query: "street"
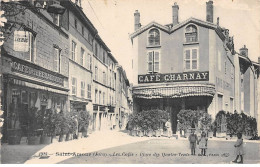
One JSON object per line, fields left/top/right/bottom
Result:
{"left": 1, "top": 130, "right": 260, "bottom": 164}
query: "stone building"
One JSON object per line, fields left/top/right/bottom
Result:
{"left": 116, "top": 65, "right": 133, "bottom": 130}
{"left": 130, "top": 1, "right": 260, "bottom": 134}
{"left": 1, "top": 0, "right": 70, "bottom": 142}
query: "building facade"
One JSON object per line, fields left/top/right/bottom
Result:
{"left": 1, "top": 0, "right": 70, "bottom": 142}
{"left": 59, "top": 0, "right": 95, "bottom": 131}
{"left": 130, "top": 1, "right": 260, "bottom": 134}
{"left": 116, "top": 65, "right": 133, "bottom": 130}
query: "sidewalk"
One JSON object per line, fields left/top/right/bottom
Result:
{"left": 25, "top": 130, "right": 151, "bottom": 164}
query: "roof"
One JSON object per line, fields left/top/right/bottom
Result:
{"left": 108, "top": 52, "right": 118, "bottom": 63}
{"left": 130, "top": 17, "right": 221, "bottom": 40}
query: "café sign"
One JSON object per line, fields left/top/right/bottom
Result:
{"left": 138, "top": 71, "right": 209, "bottom": 84}
{"left": 11, "top": 61, "right": 64, "bottom": 86}
{"left": 14, "top": 31, "right": 29, "bottom": 52}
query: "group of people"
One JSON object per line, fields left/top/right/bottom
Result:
{"left": 188, "top": 129, "right": 244, "bottom": 163}
{"left": 165, "top": 120, "right": 245, "bottom": 163}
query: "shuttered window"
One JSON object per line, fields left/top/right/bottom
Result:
{"left": 147, "top": 51, "right": 160, "bottom": 73}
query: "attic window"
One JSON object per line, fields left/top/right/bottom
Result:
{"left": 185, "top": 25, "right": 198, "bottom": 43}
{"left": 148, "top": 28, "right": 160, "bottom": 46}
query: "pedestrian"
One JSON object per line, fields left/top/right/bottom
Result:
{"left": 232, "top": 132, "right": 244, "bottom": 163}
{"left": 188, "top": 128, "right": 198, "bottom": 155}
{"left": 165, "top": 119, "right": 172, "bottom": 138}
{"left": 198, "top": 131, "right": 208, "bottom": 156}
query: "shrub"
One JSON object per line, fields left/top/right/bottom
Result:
{"left": 78, "top": 111, "right": 91, "bottom": 132}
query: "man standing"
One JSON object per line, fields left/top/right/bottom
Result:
{"left": 189, "top": 128, "right": 198, "bottom": 155}
{"left": 165, "top": 119, "right": 172, "bottom": 138}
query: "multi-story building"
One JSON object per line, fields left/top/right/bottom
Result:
{"left": 59, "top": 0, "right": 95, "bottom": 115}
{"left": 116, "top": 65, "right": 132, "bottom": 129}
{"left": 92, "top": 35, "right": 117, "bottom": 131}
{"left": 1, "top": 1, "right": 69, "bottom": 142}
{"left": 130, "top": 1, "right": 260, "bottom": 134}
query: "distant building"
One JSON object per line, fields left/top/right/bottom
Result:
{"left": 130, "top": 1, "right": 260, "bottom": 134}
{"left": 116, "top": 65, "right": 133, "bottom": 130}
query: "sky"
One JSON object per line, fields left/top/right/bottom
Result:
{"left": 80, "top": 0, "right": 260, "bottom": 83}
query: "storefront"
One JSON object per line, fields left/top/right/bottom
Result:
{"left": 133, "top": 75, "right": 216, "bottom": 134}
{"left": 1, "top": 54, "right": 69, "bottom": 143}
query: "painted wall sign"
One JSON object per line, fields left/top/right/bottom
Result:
{"left": 138, "top": 71, "right": 209, "bottom": 83}
{"left": 13, "top": 31, "right": 29, "bottom": 52}
{"left": 11, "top": 61, "right": 64, "bottom": 86}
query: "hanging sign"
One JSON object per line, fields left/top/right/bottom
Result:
{"left": 13, "top": 31, "right": 29, "bottom": 52}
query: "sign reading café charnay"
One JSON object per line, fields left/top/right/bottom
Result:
{"left": 138, "top": 71, "right": 209, "bottom": 83}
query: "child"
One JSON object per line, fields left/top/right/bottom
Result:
{"left": 198, "top": 131, "right": 208, "bottom": 156}
{"left": 232, "top": 133, "right": 244, "bottom": 163}
{"left": 188, "top": 129, "right": 198, "bottom": 155}
{"left": 165, "top": 119, "right": 172, "bottom": 138}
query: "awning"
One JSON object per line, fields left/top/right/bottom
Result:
{"left": 11, "top": 78, "right": 68, "bottom": 95}
{"left": 133, "top": 84, "right": 215, "bottom": 99}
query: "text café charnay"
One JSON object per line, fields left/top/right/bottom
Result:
{"left": 138, "top": 71, "right": 209, "bottom": 84}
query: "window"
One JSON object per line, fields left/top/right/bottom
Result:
{"left": 94, "top": 43, "right": 98, "bottom": 56}
{"left": 218, "top": 51, "right": 221, "bottom": 71}
{"left": 81, "top": 81, "right": 85, "bottom": 97}
{"left": 87, "top": 84, "right": 91, "bottom": 99}
{"left": 103, "top": 51, "right": 106, "bottom": 63}
{"left": 72, "top": 77, "right": 77, "bottom": 95}
{"left": 82, "top": 26, "right": 84, "bottom": 36}
{"left": 103, "top": 92, "right": 105, "bottom": 104}
{"left": 185, "top": 25, "right": 198, "bottom": 42}
{"left": 53, "top": 47, "right": 60, "bottom": 72}
{"left": 95, "top": 89, "right": 98, "bottom": 103}
{"left": 95, "top": 66, "right": 98, "bottom": 80}
{"left": 148, "top": 28, "right": 160, "bottom": 46}
{"left": 74, "top": 19, "right": 77, "bottom": 29}
{"left": 230, "top": 98, "right": 234, "bottom": 113}
{"left": 147, "top": 51, "right": 160, "bottom": 73}
{"left": 53, "top": 14, "right": 60, "bottom": 26}
{"left": 71, "top": 41, "right": 77, "bottom": 61}
{"left": 217, "top": 94, "right": 223, "bottom": 112}
{"left": 99, "top": 91, "right": 101, "bottom": 104}
{"left": 103, "top": 72, "right": 106, "bottom": 85}
{"left": 184, "top": 48, "right": 198, "bottom": 70}
{"left": 80, "top": 48, "right": 84, "bottom": 66}
{"left": 89, "top": 54, "right": 92, "bottom": 70}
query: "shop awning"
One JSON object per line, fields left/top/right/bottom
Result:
{"left": 133, "top": 84, "right": 215, "bottom": 99}
{"left": 11, "top": 78, "right": 68, "bottom": 95}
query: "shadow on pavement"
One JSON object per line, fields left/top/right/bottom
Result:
{"left": 1, "top": 143, "right": 48, "bottom": 164}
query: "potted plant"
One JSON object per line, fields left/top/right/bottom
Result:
{"left": 7, "top": 100, "right": 24, "bottom": 145}
{"left": 66, "top": 113, "right": 77, "bottom": 141}
{"left": 56, "top": 112, "right": 68, "bottom": 142}
{"left": 27, "top": 107, "right": 41, "bottom": 145}
{"left": 40, "top": 109, "right": 55, "bottom": 144}
{"left": 78, "top": 111, "right": 90, "bottom": 138}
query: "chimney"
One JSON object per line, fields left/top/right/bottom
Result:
{"left": 134, "top": 10, "right": 141, "bottom": 31}
{"left": 172, "top": 2, "right": 179, "bottom": 26}
{"left": 258, "top": 57, "right": 260, "bottom": 63}
{"left": 217, "top": 17, "right": 219, "bottom": 26}
{"left": 239, "top": 45, "right": 248, "bottom": 57}
{"left": 206, "top": 0, "right": 214, "bottom": 23}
